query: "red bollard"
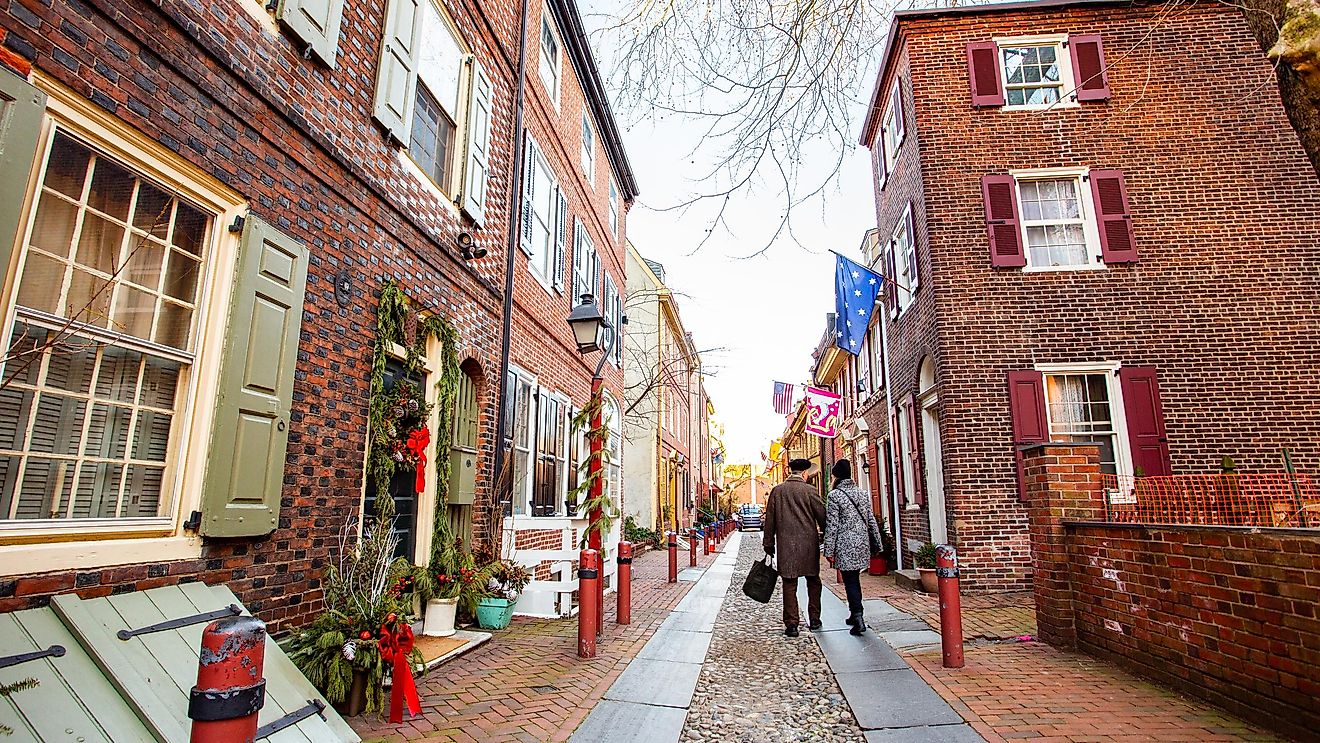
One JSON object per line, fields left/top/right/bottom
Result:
{"left": 667, "top": 532, "right": 678, "bottom": 583}
{"left": 703, "top": 528, "right": 711, "bottom": 555}
{"left": 689, "top": 530, "right": 698, "bottom": 567}
{"left": 617, "top": 541, "right": 632, "bottom": 625}
{"left": 578, "top": 549, "right": 600, "bottom": 658}
{"left": 189, "top": 615, "right": 267, "bottom": 743}
{"left": 936, "top": 544, "right": 965, "bottom": 669}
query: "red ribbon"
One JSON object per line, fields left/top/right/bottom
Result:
{"left": 379, "top": 622, "right": 421, "bottom": 723}
{"left": 406, "top": 427, "right": 430, "bottom": 494}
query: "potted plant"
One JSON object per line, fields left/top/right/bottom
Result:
{"left": 287, "top": 511, "right": 421, "bottom": 718}
{"left": 477, "top": 559, "right": 532, "bottom": 630}
{"left": 914, "top": 542, "right": 939, "bottom": 593}
{"left": 869, "top": 518, "right": 895, "bottom": 576}
{"left": 421, "top": 517, "right": 493, "bottom": 636}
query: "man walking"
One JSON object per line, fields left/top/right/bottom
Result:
{"left": 762, "top": 458, "right": 826, "bottom": 637}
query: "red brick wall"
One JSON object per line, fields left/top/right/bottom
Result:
{"left": 870, "top": 3, "right": 1320, "bottom": 590}
{"left": 1025, "top": 444, "right": 1320, "bottom": 741}
{"left": 0, "top": 0, "right": 616, "bottom": 631}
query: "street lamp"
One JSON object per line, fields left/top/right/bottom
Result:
{"left": 566, "top": 293, "right": 614, "bottom": 636}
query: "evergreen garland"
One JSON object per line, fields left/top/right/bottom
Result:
{"left": 570, "top": 388, "right": 620, "bottom": 549}
{"left": 0, "top": 678, "right": 37, "bottom": 736}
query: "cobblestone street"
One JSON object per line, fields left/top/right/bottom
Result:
{"left": 682, "top": 541, "right": 863, "bottom": 743}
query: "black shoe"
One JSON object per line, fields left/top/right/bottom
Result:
{"left": 845, "top": 614, "right": 858, "bottom": 627}
{"left": 850, "top": 617, "right": 867, "bottom": 636}
{"left": 808, "top": 620, "right": 823, "bottom": 631}
{"left": 785, "top": 625, "right": 800, "bottom": 637}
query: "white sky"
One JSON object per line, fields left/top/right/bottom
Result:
{"left": 582, "top": 3, "right": 881, "bottom": 463}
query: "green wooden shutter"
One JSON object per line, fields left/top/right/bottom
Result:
{"left": 460, "top": 57, "right": 492, "bottom": 226}
{"left": 372, "top": 0, "right": 422, "bottom": 142}
{"left": 0, "top": 70, "right": 47, "bottom": 286}
{"left": 277, "top": 0, "right": 345, "bottom": 67}
{"left": 200, "top": 217, "right": 308, "bottom": 537}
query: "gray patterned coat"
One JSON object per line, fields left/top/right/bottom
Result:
{"left": 823, "top": 479, "right": 884, "bottom": 572}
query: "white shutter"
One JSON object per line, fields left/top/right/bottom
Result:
{"left": 277, "top": 0, "right": 345, "bottom": 66}
{"left": 520, "top": 137, "right": 537, "bottom": 255}
{"left": 571, "top": 219, "right": 584, "bottom": 299}
{"left": 891, "top": 80, "right": 905, "bottom": 144}
{"left": 372, "top": 0, "right": 422, "bottom": 142}
{"left": 461, "top": 58, "right": 493, "bottom": 226}
{"left": 553, "top": 188, "right": 567, "bottom": 290}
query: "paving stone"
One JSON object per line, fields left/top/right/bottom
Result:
{"left": 638, "top": 628, "right": 713, "bottom": 664}
{"left": 604, "top": 658, "right": 703, "bottom": 708}
{"left": 865, "top": 617, "right": 932, "bottom": 634}
{"left": 879, "top": 630, "right": 942, "bottom": 649}
{"left": 862, "top": 724, "right": 987, "bottom": 743}
{"left": 834, "top": 669, "right": 962, "bottom": 730}
{"left": 814, "top": 629, "right": 909, "bottom": 673}
{"left": 570, "top": 700, "right": 687, "bottom": 743}
{"left": 678, "top": 568, "right": 705, "bottom": 582}
{"left": 659, "top": 609, "right": 719, "bottom": 633}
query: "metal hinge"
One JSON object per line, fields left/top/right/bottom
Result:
{"left": 118, "top": 605, "right": 242, "bottom": 640}
{"left": 0, "top": 645, "right": 65, "bottom": 670}
{"left": 256, "top": 699, "right": 326, "bottom": 739}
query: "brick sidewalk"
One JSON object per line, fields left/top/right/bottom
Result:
{"left": 906, "top": 643, "right": 1285, "bottom": 743}
{"left": 351, "top": 541, "right": 721, "bottom": 742}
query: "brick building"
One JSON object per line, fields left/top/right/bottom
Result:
{"left": 851, "top": 0, "right": 1320, "bottom": 589}
{"left": 501, "top": 0, "right": 637, "bottom": 617}
{"left": 0, "top": 0, "right": 633, "bottom": 626}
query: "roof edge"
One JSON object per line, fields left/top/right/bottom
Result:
{"left": 549, "top": 0, "right": 641, "bottom": 201}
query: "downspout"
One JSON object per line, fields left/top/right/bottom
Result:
{"left": 493, "top": 0, "right": 530, "bottom": 527}
{"left": 879, "top": 307, "right": 903, "bottom": 571}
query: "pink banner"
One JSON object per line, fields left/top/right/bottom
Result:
{"left": 804, "top": 386, "right": 842, "bottom": 438}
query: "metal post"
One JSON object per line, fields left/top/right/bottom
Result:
{"left": 667, "top": 532, "right": 678, "bottom": 583}
{"left": 703, "top": 527, "right": 711, "bottom": 555}
{"left": 689, "top": 528, "right": 697, "bottom": 567}
{"left": 588, "top": 376, "right": 606, "bottom": 638}
{"left": 617, "top": 542, "right": 632, "bottom": 625}
{"left": 189, "top": 616, "right": 266, "bottom": 743}
{"left": 936, "top": 544, "right": 964, "bottom": 668}
{"left": 578, "top": 549, "right": 600, "bottom": 658}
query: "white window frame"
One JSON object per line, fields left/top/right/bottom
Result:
{"left": 881, "top": 80, "right": 905, "bottom": 181}
{"left": 897, "top": 401, "right": 916, "bottom": 509}
{"left": 580, "top": 114, "right": 596, "bottom": 185}
{"left": 399, "top": 0, "right": 471, "bottom": 202}
{"left": 1034, "top": 361, "right": 1134, "bottom": 478}
{"left": 890, "top": 202, "right": 916, "bottom": 317}
{"left": 608, "top": 179, "right": 619, "bottom": 239}
{"left": 993, "top": 34, "right": 1079, "bottom": 111}
{"left": 526, "top": 144, "right": 557, "bottom": 290}
{"left": 0, "top": 74, "right": 245, "bottom": 570}
{"left": 505, "top": 365, "right": 537, "bottom": 516}
{"left": 538, "top": 10, "right": 561, "bottom": 107}
{"left": 538, "top": 389, "right": 570, "bottom": 517}
{"left": 1010, "top": 167, "right": 1103, "bottom": 273}
{"left": 573, "top": 220, "right": 598, "bottom": 302}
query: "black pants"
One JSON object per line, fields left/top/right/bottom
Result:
{"left": 841, "top": 569, "right": 863, "bottom": 617}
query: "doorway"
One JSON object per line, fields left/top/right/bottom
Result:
{"left": 365, "top": 358, "right": 424, "bottom": 562}
{"left": 920, "top": 397, "right": 947, "bottom": 545}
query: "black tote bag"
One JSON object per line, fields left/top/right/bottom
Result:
{"left": 742, "top": 557, "right": 779, "bottom": 603}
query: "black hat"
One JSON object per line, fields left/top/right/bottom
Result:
{"left": 788, "top": 458, "right": 813, "bottom": 472}
{"left": 831, "top": 459, "right": 852, "bottom": 480}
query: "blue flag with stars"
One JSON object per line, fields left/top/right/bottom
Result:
{"left": 834, "top": 253, "right": 883, "bottom": 355}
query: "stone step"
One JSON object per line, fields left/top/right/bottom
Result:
{"left": 893, "top": 569, "right": 924, "bottom": 593}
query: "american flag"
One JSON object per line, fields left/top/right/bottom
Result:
{"left": 772, "top": 381, "right": 794, "bottom": 415}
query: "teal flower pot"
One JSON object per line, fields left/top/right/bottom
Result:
{"left": 476, "top": 597, "right": 516, "bottom": 629}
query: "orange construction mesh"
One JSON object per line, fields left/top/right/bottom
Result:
{"left": 1101, "top": 473, "right": 1320, "bottom": 528}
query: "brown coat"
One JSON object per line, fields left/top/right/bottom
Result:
{"left": 762, "top": 476, "right": 826, "bottom": 579}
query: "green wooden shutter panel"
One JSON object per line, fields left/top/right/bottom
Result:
{"left": 200, "top": 216, "right": 308, "bottom": 537}
{"left": 372, "top": 0, "right": 422, "bottom": 142}
{"left": 0, "top": 70, "right": 47, "bottom": 293}
{"left": 460, "top": 58, "right": 492, "bottom": 226}
{"left": 277, "top": 0, "right": 345, "bottom": 67}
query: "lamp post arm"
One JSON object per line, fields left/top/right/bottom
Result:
{"left": 593, "top": 321, "right": 615, "bottom": 381}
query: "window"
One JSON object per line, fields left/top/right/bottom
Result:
{"left": 887, "top": 203, "right": 916, "bottom": 316}
{"left": 1043, "top": 372, "right": 1120, "bottom": 475}
{"left": 1001, "top": 43, "right": 1066, "bottom": 107}
{"left": 526, "top": 143, "right": 556, "bottom": 281}
{"left": 1018, "top": 177, "right": 1095, "bottom": 269}
{"left": 580, "top": 115, "right": 595, "bottom": 183}
{"left": 503, "top": 369, "right": 535, "bottom": 515}
{"left": 538, "top": 14, "right": 560, "bottom": 103}
{"left": 603, "top": 393, "right": 621, "bottom": 507}
{"left": 603, "top": 274, "right": 622, "bottom": 367}
{"left": 969, "top": 35, "right": 1109, "bottom": 109}
{"left": 867, "top": 323, "right": 883, "bottom": 393}
{"left": 857, "top": 336, "right": 870, "bottom": 402}
{"left": 572, "top": 221, "right": 599, "bottom": 302}
{"left": 1, "top": 132, "right": 212, "bottom": 524}
{"left": 879, "top": 79, "right": 905, "bottom": 184}
{"left": 407, "top": 0, "right": 467, "bottom": 193}
{"left": 533, "top": 392, "right": 566, "bottom": 516}
{"left": 608, "top": 180, "right": 619, "bottom": 239}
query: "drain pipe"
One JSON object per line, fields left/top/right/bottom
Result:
{"left": 493, "top": 0, "right": 531, "bottom": 531}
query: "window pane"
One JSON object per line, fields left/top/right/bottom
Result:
{"left": 133, "top": 182, "right": 174, "bottom": 237}
{"left": 84, "top": 403, "right": 132, "bottom": 458}
{"left": 154, "top": 301, "right": 192, "bottom": 350}
{"left": 44, "top": 134, "right": 92, "bottom": 199}
{"left": 111, "top": 283, "right": 156, "bottom": 340}
{"left": 131, "top": 410, "right": 172, "bottom": 461}
{"left": 172, "top": 203, "right": 209, "bottom": 256}
{"left": 0, "top": 388, "right": 34, "bottom": 450}
{"left": 417, "top": 0, "right": 464, "bottom": 117}
{"left": 95, "top": 347, "right": 141, "bottom": 403}
{"left": 88, "top": 158, "right": 135, "bottom": 221}
{"left": 29, "top": 394, "right": 87, "bottom": 455}
{"left": 45, "top": 343, "right": 96, "bottom": 394}
{"left": 122, "top": 463, "right": 163, "bottom": 517}
{"left": 65, "top": 269, "right": 113, "bottom": 327}
{"left": 29, "top": 193, "right": 79, "bottom": 258}
{"left": 125, "top": 237, "right": 167, "bottom": 291}
{"left": 163, "top": 251, "right": 201, "bottom": 302}
{"left": 14, "top": 458, "right": 75, "bottom": 519}
{"left": 16, "top": 252, "right": 65, "bottom": 314}
{"left": 71, "top": 461, "right": 124, "bottom": 518}
{"left": 139, "top": 357, "right": 181, "bottom": 408}
{"left": 75, "top": 213, "right": 124, "bottom": 275}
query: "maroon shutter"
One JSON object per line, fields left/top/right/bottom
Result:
{"left": 1007, "top": 370, "right": 1048, "bottom": 502}
{"left": 982, "top": 175, "right": 1025, "bottom": 267}
{"left": 1119, "top": 367, "right": 1172, "bottom": 477}
{"left": 907, "top": 394, "right": 924, "bottom": 506}
{"left": 1069, "top": 34, "right": 1110, "bottom": 102}
{"left": 1090, "top": 170, "right": 1137, "bottom": 264}
{"left": 890, "top": 405, "right": 905, "bottom": 504}
{"left": 885, "top": 245, "right": 898, "bottom": 314}
{"left": 966, "top": 41, "right": 1004, "bottom": 107}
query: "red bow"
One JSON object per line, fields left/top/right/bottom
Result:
{"left": 406, "top": 428, "right": 430, "bottom": 494}
{"left": 378, "top": 621, "right": 422, "bottom": 723}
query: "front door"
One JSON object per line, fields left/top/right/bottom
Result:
{"left": 448, "top": 371, "right": 478, "bottom": 548}
{"left": 365, "top": 358, "right": 424, "bottom": 562}
{"left": 921, "top": 396, "right": 948, "bottom": 545}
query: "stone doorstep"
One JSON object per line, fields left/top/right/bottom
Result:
{"left": 892, "top": 569, "right": 924, "bottom": 593}
{"left": 420, "top": 628, "right": 493, "bottom": 672}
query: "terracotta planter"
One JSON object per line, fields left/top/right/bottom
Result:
{"left": 918, "top": 567, "right": 938, "bottom": 593}
{"left": 868, "top": 556, "right": 888, "bottom": 576}
{"left": 332, "top": 668, "right": 369, "bottom": 718}
{"left": 423, "top": 597, "right": 458, "bottom": 637}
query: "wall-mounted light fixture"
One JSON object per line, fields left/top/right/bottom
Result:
{"left": 458, "top": 232, "right": 488, "bottom": 261}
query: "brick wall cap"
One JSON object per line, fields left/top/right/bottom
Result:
{"left": 1020, "top": 441, "right": 1104, "bottom": 456}
{"left": 1062, "top": 521, "right": 1320, "bottom": 539}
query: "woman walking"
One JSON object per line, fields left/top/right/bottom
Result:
{"left": 823, "top": 459, "right": 885, "bottom": 635}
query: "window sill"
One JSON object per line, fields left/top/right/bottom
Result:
{"left": 526, "top": 265, "right": 557, "bottom": 295}
{"left": 1021, "top": 263, "right": 1106, "bottom": 273}
{"left": 1000, "top": 102, "right": 1081, "bottom": 112}
{"left": 0, "top": 534, "right": 201, "bottom": 575}
{"left": 396, "top": 150, "right": 460, "bottom": 218}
